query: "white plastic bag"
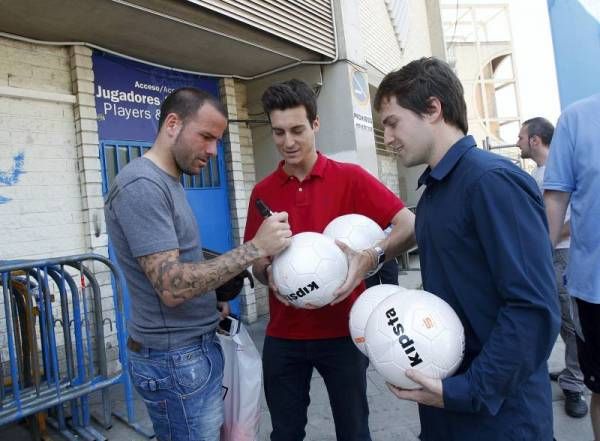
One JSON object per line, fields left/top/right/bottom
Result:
{"left": 219, "top": 323, "right": 262, "bottom": 441}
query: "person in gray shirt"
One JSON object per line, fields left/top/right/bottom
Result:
{"left": 104, "top": 88, "right": 291, "bottom": 441}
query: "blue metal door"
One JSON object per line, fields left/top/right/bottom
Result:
{"left": 179, "top": 143, "right": 233, "bottom": 254}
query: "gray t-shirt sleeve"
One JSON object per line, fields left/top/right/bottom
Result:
{"left": 112, "top": 177, "right": 179, "bottom": 258}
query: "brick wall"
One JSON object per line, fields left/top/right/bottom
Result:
{"left": 0, "top": 37, "right": 120, "bottom": 378}
{"left": 0, "top": 38, "right": 84, "bottom": 259}
{"left": 70, "top": 45, "right": 118, "bottom": 374}
{"left": 234, "top": 81, "right": 270, "bottom": 318}
{"left": 220, "top": 78, "right": 266, "bottom": 322}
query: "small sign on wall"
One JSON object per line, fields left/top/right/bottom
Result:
{"left": 350, "top": 68, "right": 374, "bottom": 133}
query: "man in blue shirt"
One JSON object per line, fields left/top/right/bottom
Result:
{"left": 544, "top": 93, "right": 600, "bottom": 441}
{"left": 373, "top": 57, "right": 560, "bottom": 440}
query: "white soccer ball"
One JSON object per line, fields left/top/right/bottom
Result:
{"left": 349, "top": 284, "right": 407, "bottom": 355}
{"left": 364, "top": 289, "right": 465, "bottom": 389}
{"left": 272, "top": 232, "right": 348, "bottom": 308}
{"left": 323, "top": 214, "right": 385, "bottom": 251}
{"left": 323, "top": 214, "right": 386, "bottom": 276}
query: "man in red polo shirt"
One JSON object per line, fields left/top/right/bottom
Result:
{"left": 243, "top": 79, "right": 415, "bottom": 441}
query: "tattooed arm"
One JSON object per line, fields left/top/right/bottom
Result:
{"left": 139, "top": 242, "right": 262, "bottom": 307}
{"left": 138, "top": 211, "right": 291, "bottom": 307}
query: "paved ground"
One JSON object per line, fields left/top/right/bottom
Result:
{"left": 1, "top": 266, "right": 594, "bottom": 440}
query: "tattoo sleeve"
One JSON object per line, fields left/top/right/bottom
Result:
{"left": 138, "top": 241, "right": 262, "bottom": 306}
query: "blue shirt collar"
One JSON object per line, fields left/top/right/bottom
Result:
{"left": 417, "top": 135, "right": 477, "bottom": 188}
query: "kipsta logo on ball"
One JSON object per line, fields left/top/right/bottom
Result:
{"left": 364, "top": 289, "right": 465, "bottom": 389}
{"left": 349, "top": 284, "right": 406, "bottom": 355}
{"left": 272, "top": 232, "right": 348, "bottom": 308}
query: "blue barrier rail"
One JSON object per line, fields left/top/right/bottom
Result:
{"left": 0, "top": 253, "right": 151, "bottom": 439}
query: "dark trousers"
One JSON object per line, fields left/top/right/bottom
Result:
{"left": 364, "top": 258, "right": 399, "bottom": 288}
{"left": 263, "top": 335, "right": 372, "bottom": 441}
{"left": 575, "top": 298, "right": 600, "bottom": 393}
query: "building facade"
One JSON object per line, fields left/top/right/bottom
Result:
{"left": 0, "top": 1, "right": 442, "bottom": 375}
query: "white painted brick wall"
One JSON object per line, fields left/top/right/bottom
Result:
{"left": 0, "top": 40, "right": 84, "bottom": 260}
{"left": 0, "top": 37, "right": 121, "bottom": 382}
{"left": 0, "top": 38, "right": 71, "bottom": 93}
{"left": 219, "top": 79, "right": 271, "bottom": 321}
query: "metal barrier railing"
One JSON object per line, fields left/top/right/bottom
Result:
{"left": 0, "top": 253, "right": 150, "bottom": 440}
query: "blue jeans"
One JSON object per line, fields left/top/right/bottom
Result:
{"left": 263, "top": 336, "right": 372, "bottom": 441}
{"left": 128, "top": 332, "right": 224, "bottom": 441}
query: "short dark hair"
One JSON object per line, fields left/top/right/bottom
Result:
{"left": 158, "top": 87, "right": 227, "bottom": 130}
{"left": 374, "top": 57, "right": 468, "bottom": 134}
{"left": 261, "top": 79, "right": 318, "bottom": 125}
{"left": 522, "top": 117, "right": 554, "bottom": 146}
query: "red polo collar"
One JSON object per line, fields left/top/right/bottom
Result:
{"left": 275, "top": 151, "right": 327, "bottom": 184}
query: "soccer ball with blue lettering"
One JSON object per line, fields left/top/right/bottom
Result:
{"left": 272, "top": 232, "right": 348, "bottom": 308}
{"left": 349, "top": 284, "right": 406, "bottom": 355}
{"left": 364, "top": 289, "right": 465, "bottom": 389}
{"left": 323, "top": 214, "right": 386, "bottom": 276}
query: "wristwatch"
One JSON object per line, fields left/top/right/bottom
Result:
{"left": 365, "top": 246, "right": 385, "bottom": 278}
{"left": 373, "top": 245, "right": 386, "bottom": 266}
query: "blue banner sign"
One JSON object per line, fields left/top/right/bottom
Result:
{"left": 547, "top": 1, "right": 600, "bottom": 108}
{"left": 92, "top": 52, "right": 220, "bottom": 142}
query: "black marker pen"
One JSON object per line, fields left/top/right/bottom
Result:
{"left": 256, "top": 198, "right": 273, "bottom": 218}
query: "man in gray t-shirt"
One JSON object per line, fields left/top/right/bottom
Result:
{"left": 104, "top": 88, "right": 291, "bottom": 441}
{"left": 105, "top": 157, "right": 218, "bottom": 350}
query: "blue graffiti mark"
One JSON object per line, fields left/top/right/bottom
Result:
{"left": 0, "top": 152, "right": 26, "bottom": 204}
